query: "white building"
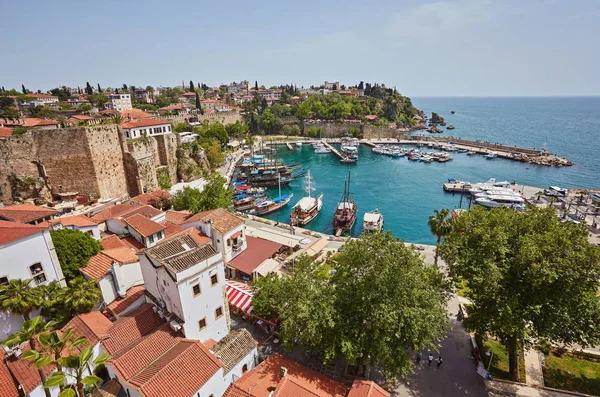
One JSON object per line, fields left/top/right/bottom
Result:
{"left": 120, "top": 119, "right": 172, "bottom": 140}
{"left": 107, "top": 93, "right": 132, "bottom": 111}
{"left": 0, "top": 221, "right": 65, "bottom": 341}
{"left": 324, "top": 81, "right": 339, "bottom": 90}
{"left": 48, "top": 214, "right": 101, "bottom": 240}
{"left": 139, "top": 232, "right": 230, "bottom": 342}
{"left": 181, "top": 208, "right": 247, "bottom": 262}
{"left": 24, "top": 93, "right": 59, "bottom": 107}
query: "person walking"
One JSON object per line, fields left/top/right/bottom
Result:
{"left": 428, "top": 353, "right": 434, "bottom": 366}
{"left": 437, "top": 356, "right": 443, "bottom": 368}
{"left": 415, "top": 353, "right": 421, "bottom": 364}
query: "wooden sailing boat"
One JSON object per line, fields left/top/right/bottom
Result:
{"left": 290, "top": 170, "right": 324, "bottom": 226}
{"left": 255, "top": 173, "right": 293, "bottom": 215}
{"left": 333, "top": 170, "right": 358, "bottom": 236}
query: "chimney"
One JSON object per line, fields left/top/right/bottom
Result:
{"left": 205, "top": 218, "right": 213, "bottom": 238}
{"left": 279, "top": 367, "right": 288, "bottom": 378}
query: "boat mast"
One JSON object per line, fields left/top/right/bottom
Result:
{"left": 278, "top": 172, "right": 281, "bottom": 198}
{"left": 307, "top": 170, "right": 312, "bottom": 198}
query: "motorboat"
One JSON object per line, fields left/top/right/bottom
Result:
{"left": 420, "top": 155, "right": 434, "bottom": 163}
{"left": 362, "top": 208, "right": 384, "bottom": 232}
{"left": 290, "top": 171, "right": 323, "bottom": 226}
{"left": 314, "top": 144, "right": 331, "bottom": 154}
{"left": 467, "top": 151, "right": 477, "bottom": 156}
{"left": 484, "top": 152, "right": 498, "bottom": 159}
{"left": 340, "top": 157, "right": 356, "bottom": 164}
{"left": 296, "top": 140, "right": 303, "bottom": 147}
{"left": 475, "top": 194, "right": 525, "bottom": 208}
{"left": 333, "top": 170, "right": 358, "bottom": 236}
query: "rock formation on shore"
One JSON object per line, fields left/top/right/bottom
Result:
{"left": 430, "top": 112, "right": 445, "bottom": 125}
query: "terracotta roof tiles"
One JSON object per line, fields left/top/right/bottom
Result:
{"left": 0, "top": 350, "right": 19, "bottom": 397}
{"left": 0, "top": 220, "right": 46, "bottom": 245}
{"left": 130, "top": 190, "right": 170, "bottom": 207}
{"left": 81, "top": 251, "right": 114, "bottom": 280}
{"left": 0, "top": 203, "right": 57, "bottom": 224}
{"left": 164, "top": 210, "right": 192, "bottom": 225}
{"left": 125, "top": 214, "right": 165, "bottom": 237}
{"left": 348, "top": 380, "right": 390, "bottom": 397}
{"left": 185, "top": 208, "right": 243, "bottom": 234}
{"left": 107, "top": 284, "right": 146, "bottom": 315}
{"left": 50, "top": 214, "right": 97, "bottom": 228}
{"left": 211, "top": 329, "right": 256, "bottom": 374}
{"left": 101, "top": 303, "right": 164, "bottom": 355}
{"left": 120, "top": 119, "right": 170, "bottom": 129}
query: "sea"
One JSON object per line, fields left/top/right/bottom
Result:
{"left": 259, "top": 97, "right": 600, "bottom": 244}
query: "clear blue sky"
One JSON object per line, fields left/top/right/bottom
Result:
{"left": 1, "top": 0, "right": 598, "bottom": 96}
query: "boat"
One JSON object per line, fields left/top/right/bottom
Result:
{"left": 340, "top": 157, "right": 356, "bottom": 164}
{"left": 420, "top": 155, "right": 434, "bottom": 163}
{"left": 451, "top": 110, "right": 456, "bottom": 114}
{"left": 443, "top": 178, "right": 473, "bottom": 193}
{"left": 362, "top": 208, "right": 384, "bottom": 233}
{"left": 255, "top": 173, "right": 293, "bottom": 215}
{"left": 333, "top": 171, "right": 358, "bottom": 237}
{"left": 314, "top": 144, "right": 331, "bottom": 154}
{"left": 466, "top": 151, "right": 477, "bottom": 156}
{"left": 290, "top": 171, "right": 324, "bottom": 226}
{"left": 475, "top": 194, "right": 525, "bottom": 209}
{"left": 296, "top": 140, "right": 303, "bottom": 147}
{"left": 484, "top": 152, "right": 498, "bottom": 159}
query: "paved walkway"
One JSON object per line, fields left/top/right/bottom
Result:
{"left": 486, "top": 380, "right": 587, "bottom": 397}
{"left": 524, "top": 349, "right": 544, "bottom": 388}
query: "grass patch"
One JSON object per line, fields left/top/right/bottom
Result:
{"left": 544, "top": 351, "right": 600, "bottom": 396}
{"left": 476, "top": 335, "right": 526, "bottom": 383}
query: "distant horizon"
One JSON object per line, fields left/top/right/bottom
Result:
{"left": 1, "top": 0, "right": 599, "bottom": 96}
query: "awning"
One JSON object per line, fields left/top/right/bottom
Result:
{"left": 255, "top": 258, "right": 280, "bottom": 277}
{"left": 226, "top": 280, "right": 253, "bottom": 313}
{"left": 231, "top": 230, "right": 242, "bottom": 239}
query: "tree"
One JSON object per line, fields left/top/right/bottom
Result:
{"left": 22, "top": 84, "right": 27, "bottom": 94}
{"left": 203, "top": 141, "right": 225, "bottom": 169}
{"left": 122, "top": 84, "right": 128, "bottom": 92}
{"left": 441, "top": 206, "right": 600, "bottom": 381}
{"left": 63, "top": 278, "right": 101, "bottom": 314}
{"left": 170, "top": 174, "right": 232, "bottom": 213}
{"left": 427, "top": 208, "right": 453, "bottom": 265}
{"left": 85, "top": 82, "right": 93, "bottom": 95}
{"left": 27, "top": 105, "right": 55, "bottom": 119}
{"left": 205, "top": 123, "right": 229, "bottom": 145}
{"left": 0, "top": 96, "right": 20, "bottom": 119}
{"left": 253, "top": 233, "right": 450, "bottom": 379}
{"left": 5, "top": 317, "right": 56, "bottom": 397}
{"left": 195, "top": 91, "right": 200, "bottom": 109}
{"left": 76, "top": 103, "right": 92, "bottom": 113}
{"left": 97, "top": 83, "right": 102, "bottom": 93}
{"left": 189, "top": 80, "right": 195, "bottom": 93}
{"left": 260, "top": 108, "right": 281, "bottom": 134}
{"left": 0, "top": 279, "right": 42, "bottom": 320}
{"left": 254, "top": 81, "right": 258, "bottom": 91}
{"left": 49, "top": 229, "right": 102, "bottom": 282}
{"left": 42, "top": 346, "right": 108, "bottom": 397}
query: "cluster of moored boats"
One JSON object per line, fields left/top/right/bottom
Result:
{"left": 373, "top": 145, "right": 454, "bottom": 163}
{"left": 443, "top": 178, "right": 526, "bottom": 210}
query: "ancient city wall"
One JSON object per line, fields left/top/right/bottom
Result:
{"left": 0, "top": 134, "right": 39, "bottom": 202}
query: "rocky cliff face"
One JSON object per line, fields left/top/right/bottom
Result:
{"left": 176, "top": 146, "right": 210, "bottom": 182}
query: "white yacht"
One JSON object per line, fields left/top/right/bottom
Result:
{"left": 475, "top": 194, "right": 525, "bottom": 208}
{"left": 296, "top": 140, "right": 303, "bottom": 147}
{"left": 314, "top": 143, "right": 331, "bottom": 154}
{"left": 290, "top": 171, "right": 323, "bottom": 226}
{"left": 362, "top": 209, "right": 384, "bottom": 232}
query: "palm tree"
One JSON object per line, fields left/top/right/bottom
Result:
{"left": 0, "top": 279, "right": 42, "bottom": 320}
{"left": 428, "top": 208, "right": 453, "bottom": 265}
{"left": 111, "top": 114, "right": 123, "bottom": 125}
{"left": 5, "top": 317, "right": 55, "bottom": 397}
{"left": 43, "top": 346, "right": 109, "bottom": 397}
{"left": 64, "top": 278, "right": 102, "bottom": 314}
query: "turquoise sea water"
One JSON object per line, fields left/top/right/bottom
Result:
{"left": 261, "top": 97, "right": 600, "bottom": 244}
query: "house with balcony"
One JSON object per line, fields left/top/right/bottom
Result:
{"left": 107, "top": 93, "right": 132, "bottom": 111}
{"left": 0, "top": 221, "right": 65, "bottom": 341}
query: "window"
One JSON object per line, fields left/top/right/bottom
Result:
{"left": 192, "top": 283, "right": 201, "bottom": 297}
{"left": 242, "top": 364, "right": 248, "bottom": 374}
{"left": 210, "top": 274, "right": 218, "bottom": 286}
{"left": 227, "top": 239, "right": 231, "bottom": 247}
{"left": 198, "top": 318, "right": 207, "bottom": 331}
{"left": 148, "top": 234, "right": 154, "bottom": 244}
{"left": 215, "top": 306, "right": 223, "bottom": 319}
{"left": 126, "top": 130, "right": 130, "bottom": 138}
{"left": 29, "top": 263, "right": 46, "bottom": 285}
{"left": 0, "top": 276, "right": 8, "bottom": 286}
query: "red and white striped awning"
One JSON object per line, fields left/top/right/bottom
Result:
{"left": 226, "top": 280, "right": 253, "bottom": 313}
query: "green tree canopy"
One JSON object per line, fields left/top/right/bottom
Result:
{"left": 76, "top": 103, "right": 92, "bottom": 113}
{"left": 252, "top": 232, "right": 451, "bottom": 379}
{"left": 169, "top": 173, "right": 232, "bottom": 213}
{"left": 50, "top": 229, "right": 102, "bottom": 281}
{"left": 441, "top": 206, "right": 600, "bottom": 381}
{"left": 0, "top": 279, "right": 43, "bottom": 320}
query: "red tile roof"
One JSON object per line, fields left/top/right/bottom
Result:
{"left": 107, "top": 284, "right": 146, "bottom": 315}
{"left": 0, "top": 203, "right": 57, "bottom": 224}
{"left": 26, "top": 93, "right": 58, "bottom": 99}
{"left": 180, "top": 92, "right": 197, "bottom": 97}
{"left": 101, "top": 235, "right": 127, "bottom": 250}
{"left": 121, "top": 236, "right": 146, "bottom": 252}
{"left": 62, "top": 311, "right": 112, "bottom": 346}
{"left": 0, "top": 220, "right": 46, "bottom": 245}
{"left": 165, "top": 210, "right": 192, "bottom": 225}
{"left": 186, "top": 208, "right": 243, "bottom": 234}
{"left": 120, "top": 109, "right": 154, "bottom": 120}
{"left": 0, "top": 126, "right": 12, "bottom": 137}
{"left": 103, "top": 247, "right": 139, "bottom": 264}
{"left": 130, "top": 190, "right": 171, "bottom": 207}
{"left": 125, "top": 214, "right": 166, "bottom": 237}
{"left": 21, "top": 117, "right": 60, "bottom": 127}
{"left": 348, "top": 380, "right": 390, "bottom": 397}
{"left": 5, "top": 342, "right": 55, "bottom": 394}
{"left": 101, "top": 303, "right": 165, "bottom": 355}
{"left": 81, "top": 251, "right": 115, "bottom": 280}
{"left": 90, "top": 204, "right": 161, "bottom": 223}
{"left": 0, "top": 350, "right": 19, "bottom": 397}
{"left": 161, "top": 220, "right": 183, "bottom": 237}
{"left": 50, "top": 214, "right": 97, "bottom": 228}
{"left": 128, "top": 340, "right": 221, "bottom": 397}
{"left": 224, "top": 353, "right": 349, "bottom": 397}
{"left": 120, "top": 119, "right": 170, "bottom": 129}
{"left": 228, "top": 236, "right": 282, "bottom": 275}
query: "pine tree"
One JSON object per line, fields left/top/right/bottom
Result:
{"left": 189, "top": 80, "right": 194, "bottom": 93}
{"left": 97, "top": 83, "right": 102, "bottom": 93}
{"left": 195, "top": 92, "right": 201, "bottom": 110}
{"left": 21, "top": 85, "right": 26, "bottom": 94}
{"left": 85, "top": 82, "right": 93, "bottom": 95}
{"left": 255, "top": 81, "right": 258, "bottom": 91}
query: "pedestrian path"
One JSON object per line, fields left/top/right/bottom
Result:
{"left": 524, "top": 349, "right": 544, "bottom": 388}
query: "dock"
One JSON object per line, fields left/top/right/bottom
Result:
{"left": 286, "top": 142, "right": 294, "bottom": 151}
{"left": 322, "top": 141, "right": 343, "bottom": 158}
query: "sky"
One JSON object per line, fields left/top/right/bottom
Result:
{"left": 0, "top": 0, "right": 599, "bottom": 96}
